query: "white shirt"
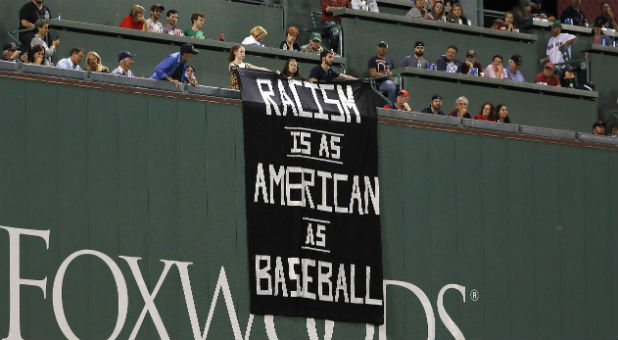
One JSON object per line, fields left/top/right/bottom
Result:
{"left": 546, "top": 32, "right": 576, "bottom": 64}
{"left": 146, "top": 18, "right": 163, "bottom": 33}
{"left": 111, "top": 65, "right": 134, "bottom": 77}
{"left": 56, "top": 57, "right": 82, "bottom": 70}
{"left": 350, "top": 0, "right": 379, "bottom": 12}
{"left": 242, "top": 35, "right": 264, "bottom": 47}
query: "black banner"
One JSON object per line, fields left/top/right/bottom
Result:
{"left": 240, "top": 69, "right": 383, "bottom": 324}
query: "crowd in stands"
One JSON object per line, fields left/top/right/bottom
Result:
{"left": 3, "top": 0, "right": 618, "bottom": 135}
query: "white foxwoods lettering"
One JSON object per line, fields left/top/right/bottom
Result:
{"left": 0, "top": 225, "right": 468, "bottom": 340}
{"left": 253, "top": 162, "right": 380, "bottom": 216}
{"left": 254, "top": 255, "right": 382, "bottom": 306}
{"left": 256, "top": 78, "right": 362, "bottom": 124}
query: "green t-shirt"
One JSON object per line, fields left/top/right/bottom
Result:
{"left": 185, "top": 29, "right": 205, "bottom": 39}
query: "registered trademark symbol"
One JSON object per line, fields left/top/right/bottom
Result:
{"left": 470, "top": 289, "right": 479, "bottom": 301}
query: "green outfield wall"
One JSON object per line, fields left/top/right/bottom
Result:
{"left": 0, "top": 74, "right": 617, "bottom": 340}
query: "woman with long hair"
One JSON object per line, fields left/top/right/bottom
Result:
{"left": 495, "top": 104, "right": 511, "bottom": 123}
{"left": 428, "top": 0, "right": 445, "bottom": 21}
{"left": 30, "top": 19, "right": 59, "bottom": 66}
{"left": 27, "top": 45, "right": 45, "bottom": 65}
{"left": 184, "top": 65, "right": 198, "bottom": 86}
{"left": 444, "top": 4, "right": 472, "bottom": 26}
{"left": 280, "top": 58, "right": 300, "bottom": 79}
{"left": 85, "top": 51, "right": 109, "bottom": 72}
{"left": 474, "top": 102, "right": 496, "bottom": 121}
{"left": 242, "top": 26, "right": 268, "bottom": 47}
{"left": 280, "top": 26, "right": 300, "bottom": 51}
{"left": 119, "top": 5, "right": 147, "bottom": 31}
{"left": 228, "top": 44, "right": 271, "bottom": 90}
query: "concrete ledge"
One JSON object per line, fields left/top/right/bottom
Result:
{"left": 577, "top": 132, "right": 618, "bottom": 145}
{"left": 0, "top": 60, "right": 20, "bottom": 71}
{"left": 379, "top": 109, "right": 461, "bottom": 126}
{"left": 187, "top": 84, "right": 241, "bottom": 99}
{"left": 519, "top": 124, "right": 577, "bottom": 140}
{"left": 461, "top": 118, "right": 520, "bottom": 133}
{"left": 21, "top": 63, "right": 88, "bottom": 80}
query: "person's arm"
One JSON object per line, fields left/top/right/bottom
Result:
{"left": 165, "top": 75, "right": 181, "bottom": 88}
{"left": 336, "top": 73, "right": 356, "bottom": 80}
{"left": 539, "top": 55, "right": 549, "bottom": 64}
{"left": 246, "top": 63, "right": 272, "bottom": 72}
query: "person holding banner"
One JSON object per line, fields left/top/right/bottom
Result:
{"left": 308, "top": 50, "right": 356, "bottom": 83}
{"left": 228, "top": 44, "right": 272, "bottom": 90}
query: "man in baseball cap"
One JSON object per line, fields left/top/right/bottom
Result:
{"left": 421, "top": 94, "right": 445, "bottom": 115}
{"left": 2, "top": 42, "right": 22, "bottom": 62}
{"left": 384, "top": 89, "right": 413, "bottom": 111}
{"left": 111, "top": 51, "right": 136, "bottom": 77}
{"left": 301, "top": 32, "right": 324, "bottom": 55}
{"left": 540, "top": 20, "right": 576, "bottom": 67}
{"left": 369, "top": 40, "right": 396, "bottom": 104}
{"left": 592, "top": 120, "right": 606, "bottom": 135}
{"left": 151, "top": 43, "right": 198, "bottom": 88}
{"left": 399, "top": 41, "right": 429, "bottom": 69}
{"left": 506, "top": 54, "right": 525, "bottom": 82}
{"left": 535, "top": 62, "right": 560, "bottom": 86}
{"left": 146, "top": 4, "right": 165, "bottom": 33}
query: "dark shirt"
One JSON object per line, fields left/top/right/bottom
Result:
{"left": 448, "top": 110, "right": 471, "bottom": 118}
{"left": 421, "top": 107, "right": 445, "bottom": 115}
{"left": 19, "top": 1, "right": 51, "bottom": 29}
{"left": 435, "top": 55, "right": 461, "bottom": 73}
{"left": 560, "top": 77, "right": 578, "bottom": 89}
{"left": 309, "top": 65, "right": 340, "bottom": 82}
{"left": 368, "top": 56, "right": 393, "bottom": 74}
{"left": 561, "top": 6, "right": 587, "bottom": 26}
{"left": 594, "top": 15, "right": 617, "bottom": 29}
{"left": 279, "top": 41, "right": 301, "bottom": 51}
{"left": 321, "top": 0, "right": 350, "bottom": 24}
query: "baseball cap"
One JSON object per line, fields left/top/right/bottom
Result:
{"left": 544, "top": 62, "right": 555, "bottom": 69}
{"left": 398, "top": 89, "right": 409, "bottom": 97}
{"left": 466, "top": 49, "right": 477, "bottom": 57}
{"left": 551, "top": 21, "right": 562, "bottom": 29}
{"left": 151, "top": 3, "right": 165, "bottom": 11}
{"left": 3, "top": 42, "right": 18, "bottom": 51}
{"left": 592, "top": 120, "right": 605, "bottom": 128}
{"left": 377, "top": 40, "right": 388, "bottom": 48}
{"left": 510, "top": 54, "right": 523, "bottom": 65}
{"left": 310, "top": 32, "right": 322, "bottom": 42}
{"left": 431, "top": 94, "right": 442, "bottom": 100}
{"left": 414, "top": 41, "right": 424, "bottom": 48}
{"left": 180, "top": 43, "right": 199, "bottom": 55}
{"left": 118, "top": 51, "right": 136, "bottom": 61}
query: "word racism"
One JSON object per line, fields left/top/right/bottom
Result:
{"left": 240, "top": 69, "right": 384, "bottom": 324}
{"left": 0, "top": 225, "right": 469, "bottom": 340}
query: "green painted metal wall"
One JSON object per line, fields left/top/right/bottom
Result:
{"left": 0, "top": 75, "right": 617, "bottom": 339}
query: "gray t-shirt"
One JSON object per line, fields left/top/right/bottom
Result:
{"left": 399, "top": 55, "right": 429, "bottom": 69}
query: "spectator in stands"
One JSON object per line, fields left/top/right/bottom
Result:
{"left": 301, "top": 33, "right": 325, "bottom": 55}
{"left": 368, "top": 41, "right": 396, "bottom": 104}
{"left": 531, "top": 0, "right": 556, "bottom": 22}
{"left": 595, "top": 2, "right": 617, "bottom": 30}
{"left": 111, "top": 51, "right": 135, "bottom": 77}
{"left": 27, "top": 45, "right": 45, "bottom": 65}
{"left": 185, "top": 13, "right": 205, "bottom": 39}
{"left": 592, "top": 120, "right": 606, "bottom": 135}
{"left": 540, "top": 22, "right": 576, "bottom": 68}
{"left": 152, "top": 43, "right": 199, "bottom": 88}
{"left": 384, "top": 89, "right": 412, "bottom": 111}
{"left": 228, "top": 44, "right": 272, "bottom": 90}
{"left": 561, "top": 0, "right": 587, "bottom": 26}
{"left": 321, "top": 0, "right": 349, "bottom": 52}
{"left": 350, "top": 0, "right": 379, "bottom": 12}
{"left": 590, "top": 22, "right": 606, "bottom": 45}
{"left": 242, "top": 26, "right": 268, "bottom": 47}
{"left": 506, "top": 54, "right": 525, "bottom": 82}
{"left": 535, "top": 62, "right": 560, "bottom": 86}
{"left": 280, "top": 26, "right": 301, "bottom": 51}
{"left": 560, "top": 64, "right": 578, "bottom": 88}
{"left": 162, "top": 10, "right": 184, "bottom": 36}
{"left": 56, "top": 47, "right": 84, "bottom": 70}
{"left": 474, "top": 102, "right": 496, "bottom": 121}
{"left": 513, "top": 0, "right": 533, "bottom": 29}
{"left": 30, "top": 19, "right": 58, "bottom": 67}
{"left": 495, "top": 104, "right": 511, "bottom": 123}
{"left": 421, "top": 94, "right": 445, "bottom": 115}
{"left": 309, "top": 49, "right": 356, "bottom": 82}
{"left": 2, "top": 42, "right": 22, "bottom": 62}
{"left": 85, "top": 51, "right": 109, "bottom": 73}
{"left": 119, "top": 5, "right": 147, "bottom": 31}
{"left": 427, "top": 0, "right": 445, "bottom": 21}
{"left": 483, "top": 55, "right": 507, "bottom": 79}
{"left": 18, "top": 0, "right": 51, "bottom": 51}
{"left": 444, "top": 4, "right": 472, "bottom": 26}
{"left": 496, "top": 11, "right": 518, "bottom": 32}
{"left": 399, "top": 41, "right": 429, "bottom": 69}
{"left": 460, "top": 49, "right": 482, "bottom": 76}
{"left": 449, "top": 96, "right": 471, "bottom": 118}
{"left": 281, "top": 58, "right": 300, "bottom": 79}
{"left": 490, "top": 18, "right": 504, "bottom": 30}
{"left": 184, "top": 65, "right": 198, "bottom": 86}
{"left": 146, "top": 4, "right": 164, "bottom": 33}
{"left": 406, "top": 0, "right": 428, "bottom": 19}
{"left": 435, "top": 45, "right": 461, "bottom": 73}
